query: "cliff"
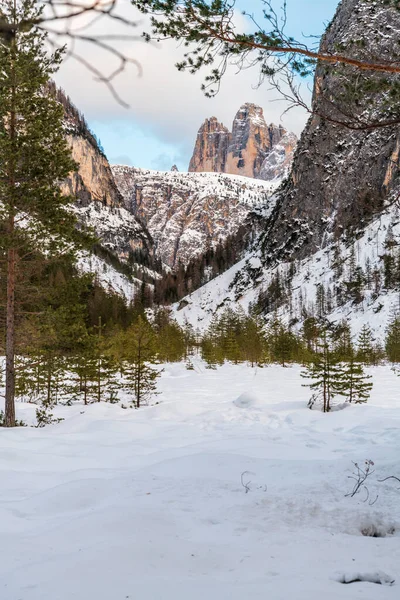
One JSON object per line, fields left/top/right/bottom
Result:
{"left": 189, "top": 103, "right": 297, "bottom": 181}
{"left": 188, "top": 117, "right": 231, "bottom": 173}
{"left": 112, "top": 165, "right": 278, "bottom": 268}
{"left": 53, "top": 87, "right": 153, "bottom": 260}
{"left": 262, "top": 0, "right": 400, "bottom": 264}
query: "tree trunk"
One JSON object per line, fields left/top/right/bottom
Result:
{"left": 5, "top": 245, "right": 16, "bottom": 427}
{"left": 137, "top": 345, "right": 142, "bottom": 409}
{"left": 5, "top": 4, "right": 17, "bottom": 428}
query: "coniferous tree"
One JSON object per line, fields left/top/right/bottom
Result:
{"left": 301, "top": 329, "right": 343, "bottom": 412}
{"left": 356, "top": 324, "right": 376, "bottom": 365}
{"left": 239, "top": 315, "right": 267, "bottom": 367}
{"left": 267, "top": 316, "right": 299, "bottom": 367}
{"left": 302, "top": 317, "right": 321, "bottom": 355}
{"left": 385, "top": 315, "right": 400, "bottom": 363}
{"left": 337, "top": 355, "right": 373, "bottom": 404}
{"left": 333, "top": 320, "right": 353, "bottom": 361}
{"left": 111, "top": 316, "right": 160, "bottom": 408}
{"left": 0, "top": 0, "right": 88, "bottom": 426}
{"left": 154, "top": 308, "right": 186, "bottom": 363}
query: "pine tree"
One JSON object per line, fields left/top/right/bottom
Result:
{"left": 356, "top": 324, "right": 376, "bottom": 365}
{"left": 333, "top": 319, "right": 353, "bottom": 361}
{"left": 385, "top": 315, "right": 400, "bottom": 363}
{"left": 154, "top": 309, "right": 186, "bottom": 363}
{"left": 337, "top": 356, "right": 373, "bottom": 404}
{"left": 302, "top": 317, "right": 321, "bottom": 354}
{"left": 239, "top": 315, "right": 267, "bottom": 367}
{"left": 315, "top": 283, "right": 326, "bottom": 317}
{"left": 267, "top": 316, "right": 299, "bottom": 367}
{"left": 301, "top": 329, "right": 343, "bottom": 412}
{"left": 345, "top": 248, "right": 365, "bottom": 304}
{"left": 0, "top": 0, "right": 88, "bottom": 426}
{"left": 111, "top": 317, "right": 160, "bottom": 408}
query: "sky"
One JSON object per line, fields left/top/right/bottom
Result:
{"left": 54, "top": 0, "right": 339, "bottom": 171}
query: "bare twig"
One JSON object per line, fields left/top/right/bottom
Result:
{"left": 241, "top": 470, "right": 252, "bottom": 493}
{"left": 346, "top": 460, "right": 376, "bottom": 504}
{"left": 1, "top": 0, "right": 143, "bottom": 106}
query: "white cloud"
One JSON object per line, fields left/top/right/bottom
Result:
{"left": 53, "top": 1, "right": 310, "bottom": 162}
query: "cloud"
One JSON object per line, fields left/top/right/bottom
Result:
{"left": 53, "top": 1, "right": 312, "bottom": 165}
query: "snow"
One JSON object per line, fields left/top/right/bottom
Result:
{"left": 1, "top": 362, "right": 400, "bottom": 600}
{"left": 112, "top": 165, "right": 280, "bottom": 267}
{"left": 77, "top": 252, "right": 139, "bottom": 302}
{"left": 175, "top": 201, "right": 400, "bottom": 340}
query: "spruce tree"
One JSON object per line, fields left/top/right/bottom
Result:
{"left": 111, "top": 317, "right": 160, "bottom": 408}
{"left": 267, "top": 316, "right": 299, "bottom": 367}
{"left": 0, "top": 0, "right": 87, "bottom": 426}
{"left": 337, "top": 355, "right": 373, "bottom": 404}
{"left": 385, "top": 315, "right": 400, "bottom": 363}
{"left": 239, "top": 315, "right": 267, "bottom": 367}
{"left": 301, "top": 329, "right": 343, "bottom": 412}
{"left": 357, "top": 324, "right": 376, "bottom": 365}
{"left": 333, "top": 320, "right": 354, "bottom": 362}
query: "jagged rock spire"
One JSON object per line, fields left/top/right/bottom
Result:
{"left": 188, "top": 103, "right": 296, "bottom": 181}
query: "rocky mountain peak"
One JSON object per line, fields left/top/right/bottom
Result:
{"left": 188, "top": 116, "right": 230, "bottom": 173}
{"left": 189, "top": 103, "right": 296, "bottom": 181}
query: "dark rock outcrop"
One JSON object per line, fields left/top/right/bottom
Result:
{"left": 262, "top": 0, "right": 400, "bottom": 263}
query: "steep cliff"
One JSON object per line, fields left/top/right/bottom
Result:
{"left": 56, "top": 87, "right": 124, "bottom": 208}
{"left": 62, "top": 135, "right": 123, "bottom": 208}
{"left": 188, "top": 117, "right": 230, "bottom": 173}
{"left": 262, "top": 0, "right": 400, "bottom": 264}
{"left": 112, "top": 165, "right": 278, "bottom": 268}
{"left": 189, "top": 103, "right": 297, "bottom": 181}
{"left": 54, "top": 87, "right": 153, "bottom": 260}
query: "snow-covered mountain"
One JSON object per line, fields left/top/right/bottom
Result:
{"left": 174, "top": 198, "right": 400, "bottom": 341}
{"left": 112, "top": 166, "right": 279, "bottom": 268}
{"left": 174, "top": 0, "right": 400, "bottom": 338}
{"left": 55, "top": 87, "right": 162, "bottom": 298}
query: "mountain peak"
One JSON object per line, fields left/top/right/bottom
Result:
{"left": 189, "top": 104, "right": 297, "bottom": 181}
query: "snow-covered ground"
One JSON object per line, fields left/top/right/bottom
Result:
{"left": 1, "top": 362, "right": 400, "bottom": 599}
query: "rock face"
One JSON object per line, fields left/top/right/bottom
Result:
{"left": 62, "top": 135, "right": 123, "bottom": 208}
{"left": 188, "top": 117, "right": 231, "bottom": 173}
{"left": 189, "top": 103, "right": 297, "bottom": 181}
{"left": 225, "top": 104, "right": 284, "bottom": 179}
{"left": 258, "top": 132, "right": 298, "bottom": 182}
{"left": 112, "top": 166, "right": 278, "bottom": 268}
{"left": 262, "top": 0, "right": 400, "bottom": 264}
{"left": 55, "top": 88, "right": 153, "bottom": 259}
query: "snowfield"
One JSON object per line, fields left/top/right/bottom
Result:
{"left": 1, "top": 362, "right": 400, "bottom": 599}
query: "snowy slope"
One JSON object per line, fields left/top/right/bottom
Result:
{"left": 73, "top": 201, "right": 151, "bottom": 258}
{"left": 175, "top": 201, "right": 400, "bottom": 340}
{"left": 112, "top": 166, "right": 279, "bottom": 268}
{"left": 72, "top": 202, "right": 160, "bottom": 302}
{"left": 0, "top": 362, "right": 399, "bottom": 599}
